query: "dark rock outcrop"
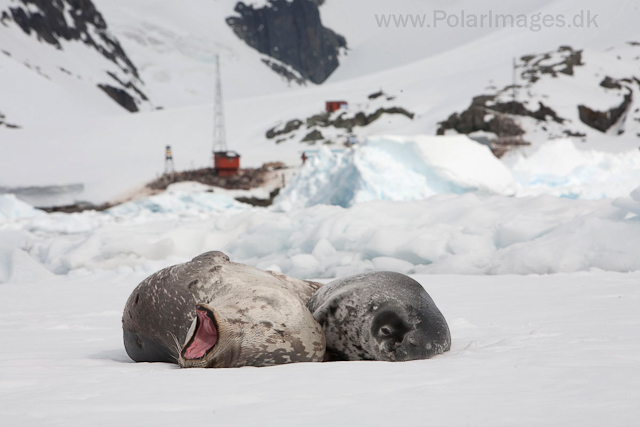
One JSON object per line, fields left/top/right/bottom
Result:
{"left": 5, "top": 0, "right": 138, "bottom": 77}
{"left": 98, "top": 85, "right": 139, "bottom": 113}
{"left": 261, "top": 58, "right": 306, "bottom": 85}
{"left": 227, "top": 0, "right": 347, "bottom": 84}
{"left": 306, "top": 107, "right": 414, "bottom": 132}
{"left": 600, "top": 76, "right": 623, "bottom": 90}
{"left": 1, "top": 0, "right": 149, "bottom": 112}
{"left": 236, "top": 188, "right": 281, "bottom": 207}
{"left": 563, "top": 129, "right": 587, "bottom": 137}
{"left": 41, "top": 201, "right": 111, "bottom": 214}
{"left": 266, "top": 106, "right": 415, "bottom": 141}
{"left": 301, "top": 129, "right": 324, "bottom": 142}
{"left": 0, "top": 112, "right": 20, "bottom": 129}
{"left": 437, "top": 95, "right": 563, "bottom": 136}
{"left": 521, "top": 46, "right": 583, "bottom": 83}
{"left": 368, "top": 90, "right": 384, "bottom": 100}
{"left": 147, "top": 167, "right": 272, "bottom": 192}
{"left": 267, "top": 119, "right": 303, "bottom": 139}
{"left": 578, "top": 89, "right": 633, "bottom": 133}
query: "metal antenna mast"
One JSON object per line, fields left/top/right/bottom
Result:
{"left": 213, "top": 54, "right": 227, "bottom": 160}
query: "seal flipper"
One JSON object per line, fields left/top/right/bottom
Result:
{"left": 123, "top": 330, "right": 176, "bottom": 363}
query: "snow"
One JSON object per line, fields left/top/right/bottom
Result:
{"left": 3, "top": 183, "right": 640, "bottom": 282}
{"left": 275, "top": 135, "right": 516, "bottom": 210}
{"left": 0, "top": 194, "right": 45, "bottom": 220}
{"left": 0, "top": 271, "right": 638, "bottom": 426}
{"left": 107, "top": 190, "right": 249, "bottom": 217}
{"left": 274, "top": 137, "right": 640, "bottom": 210}
{"left": 510, "top": 139, "right": 640, "bottom": 199}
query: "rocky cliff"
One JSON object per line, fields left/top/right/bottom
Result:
{"left": 0, "top": 111, "right": 19, "bottom": 129}
{"left": 0, "top": 0, "right": 149, "bottom": 112}
{"left": 227, "top": 0, "right": 347, "bottom": 84}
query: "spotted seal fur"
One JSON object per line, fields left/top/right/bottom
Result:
{"left": 307, "top": 271, "right": 450, "bottom": 361}
{"left": 122, "top": 251, "right": 325, "bottom": 368}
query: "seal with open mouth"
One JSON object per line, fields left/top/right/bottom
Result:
{"left": 122, "top": 251, "right": 325, "bottom": 368}
{"left": 307, "top": 271, "right": 451, "bottom": 361}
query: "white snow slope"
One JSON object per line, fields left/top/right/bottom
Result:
{"left": 2, "top": 0, "right": 640, "bottom": 203}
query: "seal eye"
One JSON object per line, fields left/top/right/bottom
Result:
{"left": 372, "top": 311, "right": 411, "bottom": 346}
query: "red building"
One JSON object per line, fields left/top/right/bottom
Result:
{"left": 214, "top": 151, "right": 240, "bottom": 177}
{"left": 325, "top": 101, "right": 348, "bottom": 113}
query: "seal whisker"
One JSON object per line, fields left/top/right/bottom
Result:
{"left": 169, "top": 332, "right": 181, "bottom": 361}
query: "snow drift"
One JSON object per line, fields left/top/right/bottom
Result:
{"left": 274, "top": 135, "right": 516, "bottom": 210}
{"left": 275, "top": 137, "right": 640, "bottom": 211}
{"left": 3, "top": 185, "right": 640, "bottom": 282}
{"left": 0, "top": 194, "right": 44, "bottom": 220}
{"left": 511, "top": 139, "right": 640, "bottom": 199}
{"left": 4, "top": 134, "right": 640, "bottom": 282}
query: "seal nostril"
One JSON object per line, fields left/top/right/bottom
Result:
{"left": 408, "top": 337, "right": 419, "bottom": 347}
{"left": 384, "top": 341, "right": 396, "bottom": 352}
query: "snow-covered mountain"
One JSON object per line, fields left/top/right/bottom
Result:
{"left": 0, "top": 0, "right": 154, "bottom": 121}
{"left": 438, "top": 44, "right": 640, "bottom": 152}
{"left": 2, "top": 0, "right": 640, "bottom": 204}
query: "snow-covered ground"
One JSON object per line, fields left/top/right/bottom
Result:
{"left": 0, "top": 271, "right": 638, "bottom": 426}
{"left": 3, "top": 132, "right": 640, "bottom": 281}
{"left": 2, "top": 149, "right": 638, "bottom": 426}
{"left": 2, "top": 1, "right": 640, "bottom": 424}
{"left": 4, "top": 128, "right": 640, "bottom": 424}
{"left": 2, "top": 181, "right": 640, "bottom": 282}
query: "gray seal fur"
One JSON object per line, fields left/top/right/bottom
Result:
{"left": 122, "top": 251, "right": 325, "bottom": 368}
{"left": 307, "top": 271, "right": 450, "bottom": 361}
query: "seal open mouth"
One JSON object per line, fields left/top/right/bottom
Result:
{"left": 182, "top": 305, "right": 218, "bottom": 360}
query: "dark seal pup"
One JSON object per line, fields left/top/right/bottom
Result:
{"left": 307, "top": 271, "right": 450, "bottom": 361}
{"left": 122, "top": 251, "right": 325, "bottom": 368}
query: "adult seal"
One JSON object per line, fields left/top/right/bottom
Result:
{"left": 122, "top": 251, "right": 326, "bottom": 368}
{"left": 307, "top": 271, "right": 450, "bottom": 361}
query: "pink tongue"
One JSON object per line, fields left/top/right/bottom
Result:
{"left": 184, "top": 309, "right": 218, "bottom": 360}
